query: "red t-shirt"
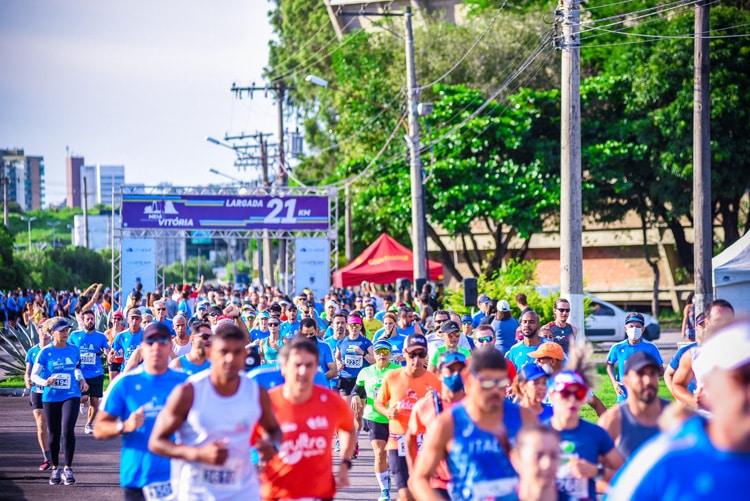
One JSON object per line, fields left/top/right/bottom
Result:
{"left": 261, "top": 385, "right": 354, "bottom": 500}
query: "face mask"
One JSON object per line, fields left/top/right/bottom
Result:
{"left": 541, "top": 363, "right": 554, "bottom": 375}
{"left": 443, "top": 373, "right": 464, "bottom": 392}
{"left": 626, "top": 326, "right": 643, "bottom": 341}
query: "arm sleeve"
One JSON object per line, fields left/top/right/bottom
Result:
{"left": 30, "top": 361, "right": 48, "bottom": 387}
{"left": 354, "top": 384, "right": 367, "bottom": 399}
{"left": 606, "top": 346, "right": 617, "bottom": 364}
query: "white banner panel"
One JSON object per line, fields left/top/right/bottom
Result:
{"left": 295, "top": 238, "right": 330, "bottom": 299}
{"left": 121, "top": 238, "right": 157, "bottom": 294}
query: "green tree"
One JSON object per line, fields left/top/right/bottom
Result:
{"left": 0, "top": 225, "right": 23, "bottom": 286}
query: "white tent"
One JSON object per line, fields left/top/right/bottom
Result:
{"left": 713, "top": 231, "right": 750, "bottom": 316}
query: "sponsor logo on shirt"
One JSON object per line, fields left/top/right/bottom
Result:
{"left": 279, "top": 432, "right": 328, "bottom": 465}
{"left": 306, "top": 416, "right": 328, "bottom": 430}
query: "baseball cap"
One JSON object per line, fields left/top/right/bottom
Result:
{"left": 258, "top": 311, "right": 271, "bottom": 319}
{"left": 550, "top": 370, "right": 587, "bottom": 393}
{"left": 624, "top": 352, "right": 661, "bottom": 374}
{"left": 48, "top": 317, "right": 71, "bottom": 332}
{"left": 403, "top": 333, "right": 428, "bottom": 353}
{"left": 461, "top": 314, "right": 472, "bottom": 324}
{"left": 142, "top": 322, "right": 172, "bottom": 341}
{"left": 112, "top": 311, "right": 124, "bottom": 319}
{"left": 214, "top": 316, "right": 236, "bottom": 328}
{"left": 347, "top": 315, "right": 363, "bottom": 325}
{"left": 528, "top": 342, "right": 565, "bottom": 361}
{"left": 325, "top": 300, "right": 338, "bottom": 309}
{"left": 439, "top": 320, "right": 461, "bottom": 334}
{"left": 498, "top": 300, "right": 511, "bottom": 312}
{"left": 518, "top": 362, "right": 548, "bottom": 383}
{"left": 128, "top": 308, "right": 142, "bottom": 318}
{"left": 624, "top": 312, "right": 645, "bottom": 326}
{"left": 438, "top": 351, "right": 467, "bottom": 369}
{"left": 479, "top": 295, "right": 491, "bottom": 304}
{"left": 208, "top": 306, "right": 223, "bottom": 316}
{"left": 373, "top": 340, "right": 393, "bottom": 352}
{"left": 693, "top": 319, "right": 750, "bottom": 375}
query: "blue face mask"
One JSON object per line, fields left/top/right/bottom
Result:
{"left": 443, "top": 373, "right": 464, "bottom": 392}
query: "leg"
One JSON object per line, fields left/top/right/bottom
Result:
{"left": 61, "top": 398, "right": 80, "bottom": 468}
{"left": 44, "top": 401, "right": 63, "bottom": 467}
{"left": 85, "top": 375, "right": 105, "bottom": 425}
{"left": 32, "top": 409, "right": 49, "bottom": 455}
{"left": 388, "top": 450, "right": 415, "bottom": 501}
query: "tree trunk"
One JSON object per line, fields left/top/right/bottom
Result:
{"left": 461, "top": 233, "right": 481, "bottom": 278}
{"left": 427, "top": 224, "right": 463, "bottom": 282}
{"left": 639, "top": 202, "right": 660, "bottom": 318}
{"left": 666, "top": 217, "right": 694, "bottom": 275}
{"left": 718, "top": 195, "right": 741, "bottom": 249}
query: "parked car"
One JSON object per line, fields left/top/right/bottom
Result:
{"left": 585, "top": 296, "right": 661, "bottom": 342}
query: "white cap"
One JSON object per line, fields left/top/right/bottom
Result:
{"left": 693, "top": 318, "right": 750, "bottom": 375}
{"left": 325, "top": 300, "right": 339, "bottom": 309}
{"left": 498, "top": 300, "right": 511, "bottom": 312}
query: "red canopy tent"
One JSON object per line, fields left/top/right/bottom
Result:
{"left": 333, "top": 233, "right": 444, "bottom": 288}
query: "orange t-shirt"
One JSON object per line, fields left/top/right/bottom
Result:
{"left": 261, "top": 385, "right": 354, "bottom": 500}
{"left": 377, "top": 368, "right": 440, "bottom": 450}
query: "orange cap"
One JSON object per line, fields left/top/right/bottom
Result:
{"left": 528, "top": 342, "right": 565, "bottom": 361}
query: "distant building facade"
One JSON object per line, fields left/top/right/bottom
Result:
{"left": 66, "top": 154, "right": 125, "bottom": 208}
{"left": 1, "top": 148, "right": 45, "bottom": 211}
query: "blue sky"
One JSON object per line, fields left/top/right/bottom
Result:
{"left": 0, "top": 0, "right": 278, "bottom": 206}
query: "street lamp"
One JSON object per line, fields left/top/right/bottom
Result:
{"left": 47, "top": 221, "right": 60, "bottom": 247}
{"left": 21, "top": 216, "right": 37, "bottom": 250}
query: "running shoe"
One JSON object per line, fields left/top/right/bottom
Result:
{"left": 79, "top": 402, "right": 89, "bottom": 415}
{"left": 378, "top": 489, "right": 390, "bottom": 501}
{"left": 351, "top": 442, "right": 359, "bottom": 460}
{"left": 63, "top": 468, "right": 76, "bottom": 485}
{"left": 84, "top": 423, "right": 94, "bottom": 435}
{"left": 49, "top": 468, "right": 62, "bottom": 485}
{"left": 39, "top": 459, "right": 52, "bottom": 471}
{"left": 333, "top": 437, "right": 340, "bottom": 452}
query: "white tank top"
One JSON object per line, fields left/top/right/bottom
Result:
{"left": 173, "top": 370, "right": 261, "bottom": 500}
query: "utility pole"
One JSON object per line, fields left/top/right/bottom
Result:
{"left": 693, "top": 0, "right": 712, "bottom": 315}
{"left": 82, "top": 176, "right": 90, "bottom": 248}
{"left": 1, "top": 163, "right": 8, "bottom": 227}
{"left": 405, "top": 6, "right": 427, "bottom": 283}
{"left": 259, "top": 133, "right": 275, "bottom": 288}
{"left": 344, "top": 184, "right": 353, "bottom": 261}
{"left": 559, "top": 0, "right": 584, "bottom": 336}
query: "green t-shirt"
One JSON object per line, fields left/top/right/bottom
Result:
{"left": 429, "top": 346, "right": 471, "bottom": 368}
{"left": 355, "top": 363, "right": 401, "bottom": 423}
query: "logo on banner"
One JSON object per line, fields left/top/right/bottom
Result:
{"left": 141, "top": 199, "right": 193, "bottom": 227}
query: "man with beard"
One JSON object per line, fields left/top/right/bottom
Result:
{"left": 598, "top": 352, "right": 669, "bottom": 460}
{"left": 505, "top": 310, "right": 549, "bottom": 371}
{"left": 68, "top": 309, "right": 110, "bottom": 435}
{"left": 170, "top": 321, "right": 213, "bottom": 376}
{"left": 410, "top": 347, "right": 537, "bottom": 500}
{"left": 543, "top": 298, "right": 578, "bottom": 355}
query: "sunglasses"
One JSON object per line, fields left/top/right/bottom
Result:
{"left": 198, "top": 333, "right": 212, "bottom": 341}
{"left": 477, "top": 335, "right": 493, "bottom": 343}
{"left": 557, "top": 308, "right": 570, "bottom": 313}
{"left": 445, "top": 331, "right": 460, "bottom": 338}
{"left": 268, "top": 322, "right": 280, "bottom": 327}
{"left": 156, "top": 308, "right": 166, "bottom": 311}
{"left": 558, "top": 386, "right": 588, "bottom": 401}
{"left": 462, "top": 321, "right": 472, "bottom": 325}
{"left": 375, "top": 349, "right": 391, "bottom": 355}
{"left": 406, "top": 350, "right": 428, "bottom": 359}
{"left": 145, "top": 337, "right": 170, "bottom": 345}
{"left": 472, "top": 372, "right": 510, "bottom": 390}
{"left": 208, "top": 312, "right": 220, "bottom": 317}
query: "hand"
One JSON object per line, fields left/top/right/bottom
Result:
{"left": 24, "top": 377, "right": 31, "bottom": 389}
{"left": 568, "top": 458, "right": 599, "bottom": 479}
{"left": 125, "top": 406, "right": 145, "bottom": 433}
{"left": 351, "top": 396, "right": 362, "bottom": 413}
{"left": 46, "top": 376, "right": 56, "bottom": 386}
{"left": 613, "top": 381, "right": 626, "bottom": 396}
{"left": 254, "top": 438, "right": 279, "bottom": 462}
{"left": 223, "top": 305, "right": 240, "bottom": 318}
{"left": 336, "top": 465, "right": 351, "bottom": 489}
{"left": 387, "top": 405, "right": 400, "bottom": 420}
{"left": 337, "top": 361, "right": 345, "bottom": 371}
{"left": 197, "top": 439, "right": 229, "bottom": 466}
{"left": 80, "top": 380, "right": 89, "bottom": 393}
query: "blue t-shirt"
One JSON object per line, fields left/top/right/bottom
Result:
{"left": 112, "top": 329, "right": 144, "bottom": 366}
{"left": 505, "top": 339, "right": 549, "bottom": 371}
{"left": 248, "top": 364, "right": 329, "bottom": 389}
{"left": 492, "top": 317, "right": 520, "bottom": 354}
{"left": 336, "top": 335, "right": 373, "bottom": 379}
{"left": 606, "top": 416, "right": 750, "bottom": 501}
{"left": 606, "top": 339, "right": 663, "bottom": 402}
{"left": 68, "top": 330, "right": 110, "bottom": 379}
{"left": 249, "top": 328, "right": 270, "bottom": 343}
{"left": 25, "top": 344, "right": 43, "bottom": 394}
{"left": 669, "top": 342, "right": 697, "bottom": 393}
{"left": 280, "top": 320, "right": 300, "bottom": 339}
{"left": 34, "top": 344, "right": 82, "bottom": 403}
{"left": 315, "top": 338, "right": 335, "bottom": 375}
{"left": 176, "top": 355, "right": 211, "bottom": 376}
{"left": 102, "top": 367, "right": 188, "bottom": 488}
{"left": 472, "top": 311, "right": 486, "bottom": 328}
{"left": 372, "top": 332, "right": 407, "bottom": 366}
{"left": 396, "top": 324, "right": 415, "bottom": 336}
{"left": 553, "top": 420, "right": 615, "bottom": 500}
{"left": 152, "top": 320, "right": 175, "bottom": 336}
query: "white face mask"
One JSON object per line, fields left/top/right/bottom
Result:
{"left": 626, "top": 326, "right": 643, "bottom": 341}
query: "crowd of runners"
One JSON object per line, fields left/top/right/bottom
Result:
{"left": 7, "top": 280, "right": 749, "bottom": 500}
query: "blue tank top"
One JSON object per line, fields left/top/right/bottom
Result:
{"left": 447, "top": 400, "right": 521, "bottom": 501}
{"left": 178, "top": 355, "right": 211, "bottom": 376}
{"left": 547, "top": 322, "right": 574, "bottom": 354}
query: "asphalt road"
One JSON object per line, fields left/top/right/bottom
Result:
{"left": 0, "top": 396, "right": 384, "bottom": 501}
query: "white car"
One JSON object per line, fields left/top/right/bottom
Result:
{"left": 585, "top": 297, "right": 661, "bottom": 342}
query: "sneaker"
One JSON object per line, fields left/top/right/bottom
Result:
{"left": 62, "top": 468, "right": 76, "bottom": 486}
{"left": 79, "top": 402, "right": 88, "bottom": 415}
{"left": 351, "top": 442, "right": 359, "bottom": 460}
{"left": 39, "top": 459, "right": 52, "bottom": 471}
{"left": 333, "top": 437, "right": 340, "bottom": 453}
{"left": 84, "top": 423, "right": 94, "bottom": 435}
{"left": 49, "top": 469, "right": 62, "bottom": 485}
{"left": 378, "top": 489, "right": 390, "bottom": 501}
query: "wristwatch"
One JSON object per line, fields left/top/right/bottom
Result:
{"left": 116, "top": 421, "right": 125, "bottom": 434}
{"left": 340, "top": 459, "right": 353, "bottom": 469}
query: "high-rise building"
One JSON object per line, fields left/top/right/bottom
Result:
{"left": 66, "top": 155, "right": 84, "bottom": 208}
{"left": 1, "top": 148, "right": 45, "bottom": 211}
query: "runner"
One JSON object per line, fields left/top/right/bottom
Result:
{"left": 30, "top": 317, "right": 89, "bottom": 486}
{"left": 409, "top": 346, "right": 536, "bottom": 500}
{"left": 148, "top": 322, "right": 282, "bottom": 501}
{"left": 68, "top": 308, "right": 110, "bottom": 434}
{"left": 260, "top": 336, "right": 357, "bottom": 501}
{"left": 24, "top": 319, "right": 52, "bottom": 471}
{"left": 427, "top": 321, "right": 471, "bottom": 374}
{"left": 105, "top": 311, "right": 126, "bottom": 380}
{"left": 405, "top": 351, "right": 467, "bottom": 500}
{"left": 260, "top": 316, "right": 284, "bottom": 365}
{"left": 94, "top": 322, "right": 188, "bottom": 500}
{"left": 353, "top": 339, "right": 401, "bottom": 501}
{"left": 375, "top": 333, "right": 440, "bottom": 501}
{"left": 111, "top": 308, "right": 144, "bottom": 370}
{"left": 373, "top": 312, "right": 407, "bottom": 365}
{"left": 544, "top": 298, "right": 578, "bottom": 354}
{"left": 509, "top": 425, "right": 563, "bottom": 501}
{"left": 170, "top": 313, "right": 191, "bottom": 357}
{"left": 513, "top": 362, "right": 554, "bottom": 421}
{"left": 169, "top": 321, "right": 212, "bottom": 376}
{"left": 299, "top": 317, "right": 337, "bottom": 382}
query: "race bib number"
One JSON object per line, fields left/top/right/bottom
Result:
{"left": 344, "top": 353, "right": 363, "bottom": 369}
{"left": 556, "top": 462, "right": 588, "bottom": 498}
{"left": 80, "top": 352, "right": 97, "bottom": 365}
{"left": 396, "top": 434, "right": 424, "bottom": 457}
{"left": 471, "top": 477, "right": 518, "bottom": 500}
{"left": 143, "top": 480, "right": 174, "bottom": 501}
{"left": 51, "top": 374, "right": 71, "bottom": 390}
{"left": 198, "top": 458, "right": 242, "bottom": 490}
